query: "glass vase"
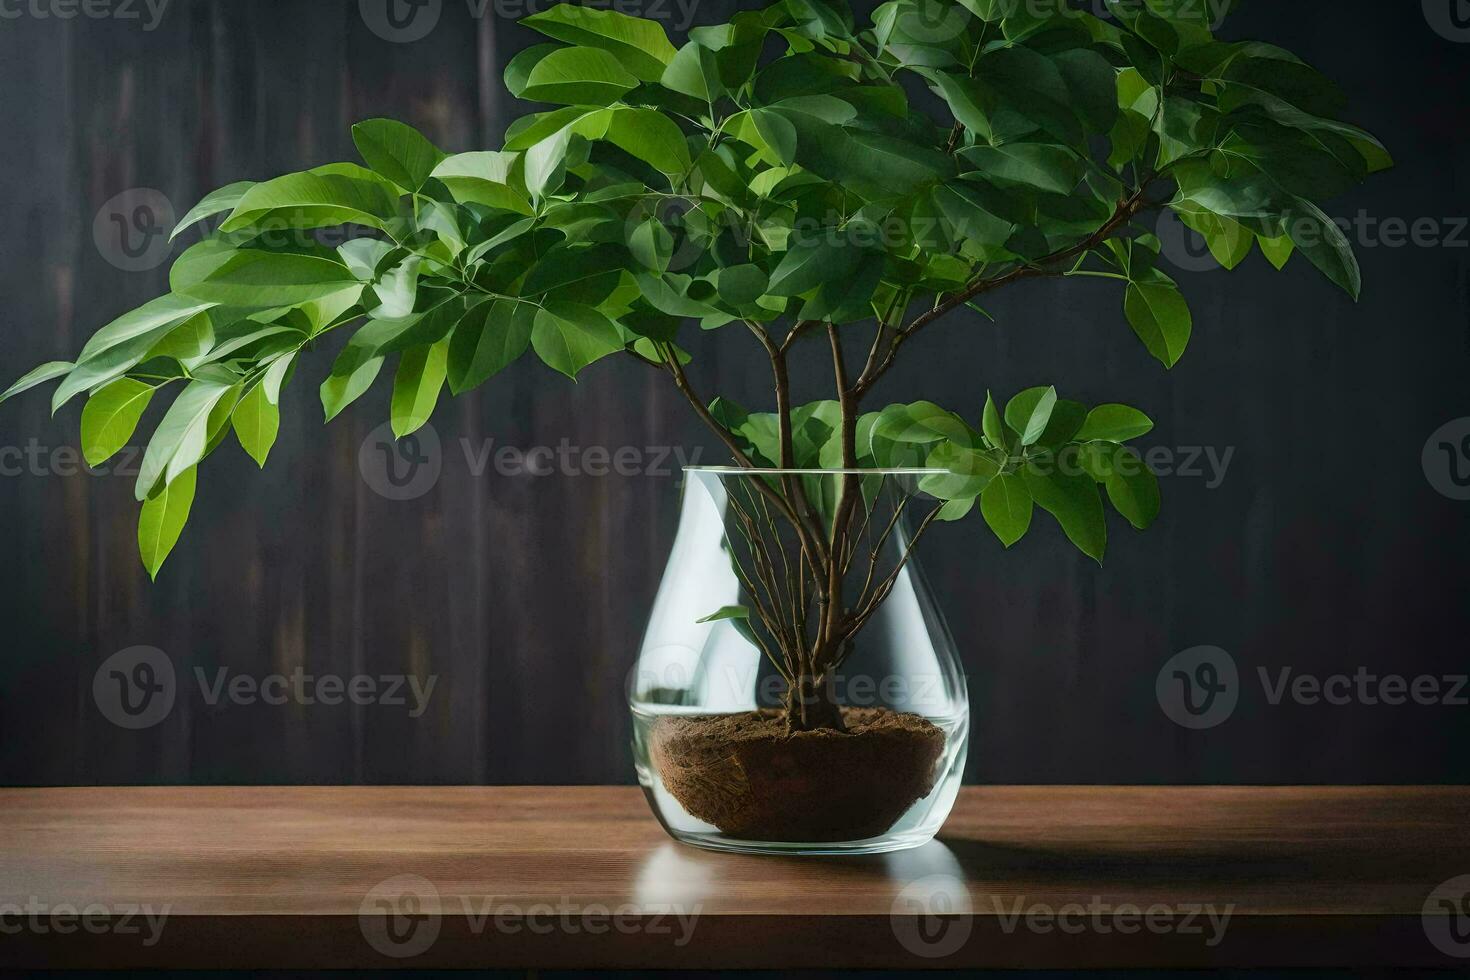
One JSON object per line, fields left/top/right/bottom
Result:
{"left": 629, "top": 467, "right": 970, "bottom": 856}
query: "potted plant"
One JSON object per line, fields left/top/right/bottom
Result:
{"left": 1, "top": 0, "right": 1386, "bottom": 853}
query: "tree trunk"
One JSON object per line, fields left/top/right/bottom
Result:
{"left": 784, "top": 671, "right": 847, "bottom": 734}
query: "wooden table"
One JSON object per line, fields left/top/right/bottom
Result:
{"left": 1, "top": 786, "right": 1466, "bottom": 969}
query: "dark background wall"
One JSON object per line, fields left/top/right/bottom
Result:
{"left": 0, "top": 0, "right": 1465, "bottom": 787}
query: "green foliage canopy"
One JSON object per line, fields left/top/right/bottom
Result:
{"left": 1, "top": 0, "right": 1389, "bottom": 576}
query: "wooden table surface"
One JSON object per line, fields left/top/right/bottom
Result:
{"left": 1, "top": 785, "right": 1467, "bottom": 969}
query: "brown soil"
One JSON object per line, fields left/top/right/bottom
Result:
{"left": 649, "top": 707, "right": 946, "bottom": 842}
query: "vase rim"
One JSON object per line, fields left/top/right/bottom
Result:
{"left": 685, "top": 466, "right": 949, "bottom": 476}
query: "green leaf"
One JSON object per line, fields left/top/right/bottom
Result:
{"left": 180, "top": 251, "right": 362, "bottom": 308}
{"left": 600, "top": 107, "right": 691, "bottom": 176}
{"left": 661, "top": 41, "right": 724, "bottom": 102}
{"left": 716, "top": 264, "right": 769, "bottom": 306}
{"left": 524, "top": 126, "right": 574, "bottom": 200}
{"left": 431, "top": 152, "right": 533, "bottom": 214}
{"left": 1075, "top": 404, "right": 1154, "bottom": 443}
{"left": 959, "top": 143, "right": 1082, "bottom": 195}
{"left": 321, "top": 326, "right": 389, "bottom": 422}
{"left": 1258, "top": 233, "right": 1294, "bottom": 270}
{"left": 448, "top": 299, "right": 534, "bottom": 394}
{"left": 352, "top": 119, "right": 445, "bottom": 192}
{"left": 0, "top": 361, "right": 73, "bottom": 405}
{"left": 1284, "top": 198, "right": 1361, "bottom": 300}
{"left": 1024, "top": 450, "right": 1107, "bottom": 561}
{"left": 981, "top": 390, "right": 1010, "bottom": 450}
{"left": 1174, "top": 202, "right": 1254, "bottom": 270}
{"left": 521, "top": 46, "right": 640, "bottom": 106}
{"left": 928, "top": 71, "right": 990, "bottom": 138}
{"left": 922, "top": 442, "right": 1002, "bottom": 500}
{"left": 1104, "top": 445, "right": 1161, "bottom": 530}
{"left": 53, "top": 296, "right": 221, "bottom": 413}
{"left": 232, "top": 380, "right": 281, "bottom": 467}
{"left": 800, "top": 251, "right": 883, "bottom": 323}
{"left": 628, "top": 218, "right": 674, "bottom": 272}
{"left": 134, "top": 379, "right": 237, "bottom": 500}
{"left": 767, "top": 237, "right": 860, "bottom": 296}
{"left": 372, "top": 255, "right": 423, "bottom": 318}
{"left": 138, "top": 465, "right": 196, "bottom": 580}
{"left": 1004, "top": 386, "right": 1058, "bottom": 446}
{"left": 1054, "top": 48, "right": 1119, "bottom": 133}
{"left": 872, "top": 401, "right": 973, "bottom": 445}
{"left": 1123, "top": 276, "right": 1192, "bottom": 368}
{"left": 981, "top": 471, "right": 1032, "bottom": 548}
{"left": 521, "top": 4, "right": 677, "bottom": 82}
{"left": 531, "top": 302, "right": 624, "bottom": 379}
{"left": 696, "top": 605, "right": 750, "bottom": 624}
{"left": 76, "top": 295, "right": 218, "bottom": 364}
{"left": 262, "top": 352, "right": 296, "bottom": 405}
{"left": 170, "top": 181, "right": 255, "bottom": 241}
{"left": 219, "top": 171, "right": 399, "bottom": 233}
{"left": 391, "top": 339, "right": 449, "bottom": 438}
{"left": 81, "top": 378, "right": 154, "bottom": 467}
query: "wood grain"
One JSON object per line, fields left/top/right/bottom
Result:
{"left": 1, "top": 785, "right": 1466, "bottom": 969}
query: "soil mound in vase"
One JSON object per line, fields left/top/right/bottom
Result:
{"left": 649, "top": 706, "right": 945, "bottom": 842}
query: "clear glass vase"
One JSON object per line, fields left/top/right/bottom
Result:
{"left": 629, "top": 467, "right": 970, "bottom": 855}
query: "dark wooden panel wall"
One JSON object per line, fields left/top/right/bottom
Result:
{"left": 0, "top": 0, "right": 1466, "bottom": 786}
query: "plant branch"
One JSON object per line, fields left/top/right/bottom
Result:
{"left": 852, "top": 186, "right": 1161, "bottom": 397}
